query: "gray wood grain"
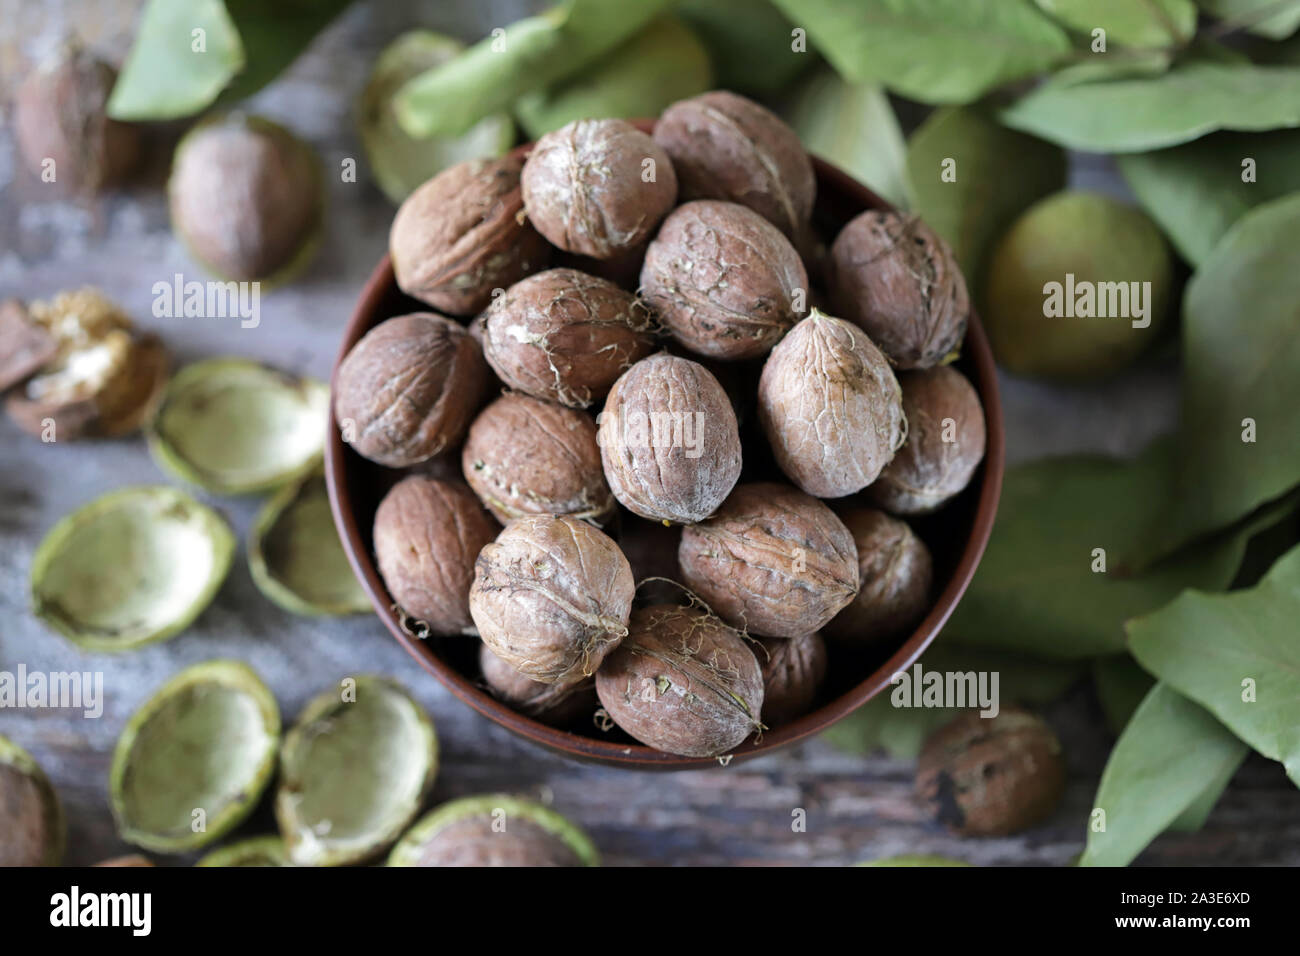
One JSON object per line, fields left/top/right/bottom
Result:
{"left": 1, "top": 0, "right": 1295, "bottom": 867}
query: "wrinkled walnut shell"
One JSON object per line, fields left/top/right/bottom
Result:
{"left": 391, "top": 155, "right": 550, "bottom": 315}
{"left": 640, "top": 200, "right": 808, "bottom": 360}
{"left": 758, "top": 310, "right": 906, "bottom": 498}
{"left": 335, "top": 313, "right": 488, "bottom": 468}
{"left": 916, "top": 707, "right": 1065, "bottom": 837}
{"left": 828, "top": 211, "right": 969, "bottom": 370}
{"left": 595, "top": 604, "right": 764, "bottom": 757}
{"left": 823, "top": 508, "right": 933, "bottom": 645}
{"left": 478, "top": 644, "right": 597, "bottom": 727}
{"left": 678, "top": 482, "right": 859, "bottom": 638}
{"left": 867, "top": 366, "right": 986, "bottom": 515}
{"left": 373, "top": 477, "right": 499, "bottom": 635}
{"left": 598, "top": 354, "right": 742, "bottom": 524}
{"left": 479, "top": 268, "right": 655, "bottom": 408}
{"left": 757, "top": 632, "right": 827, "bottom": 727}
{"left": 654, "top": 90, "right": 814, "bottom": 239}
{"left": 470, "top": 515, "right": 635, "bottom": 686}
{"left": 462, "top": 393, "right": 613, "bottom": 524}
{"left": 522, "top": 118, "right": 677, "bottom": 259}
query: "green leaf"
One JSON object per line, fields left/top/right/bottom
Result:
{"left": 1034, "top": 0, "right": 1197, "bottom": 47}
{"left": 1129, "top": 543, "right": 1300, "bottom": 785}
{"left": 1080, "top": 683, "right": 1247, "bottom": 866}
{"left": 217, "top": 0, "right": 352, "bottom": 104}
{"left": 108, "top": 0, "right": 244, "bottom": 120}
{"left": 676, "top": 0, "right": 809, "bottom": 96}
{"left": 821, "top": 645, "right": 1082, "bottom": 758}
{"left": 785, "top": 69, "right": 914, "bottom": 210}
{"left": 1144, "top": 194, "right": 1300, "bottom": 555}
{"left": 1195, "top": 0, "right": 1300, "bottom": 40}
{"left": 1117, "top": 130, "right": 1300, "bottom": 266}
{"left": 1092, "top": 656, "right": 1154, "bottom": 734}
{"left": 905, "top": 106, "right": 1065, "bottom": 299}
{"left": 947, "top": 439, "right": 1271, "bottom": 659}
{"left": 999, "top": 59, "right": 1300, "bottom": 152}
{"left": 396, "top": 0, "right": 672, "bottom": 139}
{"left": 768, "top": 0, "right": 1072, "bottom": 105}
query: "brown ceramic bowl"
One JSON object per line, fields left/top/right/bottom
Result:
{"left": 326, "top": 121, "right": 1004, "bottom": 770}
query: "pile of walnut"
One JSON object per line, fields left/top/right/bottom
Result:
{"left": 335, "top": 91, "right": 987, "bottom": 759}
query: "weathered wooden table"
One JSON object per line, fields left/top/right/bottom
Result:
{"left": 2, "top": 0, "right": 1296, "bottom": 866}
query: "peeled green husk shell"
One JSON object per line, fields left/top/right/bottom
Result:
{"left": 0, "top": 736, "right": 65, "bottom": 866}
{"left": 196, "top": 835, "right": 292, "bottom": 867}
{"left": 358, "top": 30, "right": 514, "bottom": 204}
{"left": 387, "top": 795, "right": 598, "bottom": 867}
{"left": 148, "top": 358, "right": 329, "bottom": 495}
{"left": 248, "top": 470, "right": 370, "bottom": 616}
{"left": 31, "top": 485, "right": 235, "bottom": 652}
{"left": 276, "top": 676, "right": 438, "bottom": 866}
{"left": 109, "top": 660, "right": 280, "bottom": 853}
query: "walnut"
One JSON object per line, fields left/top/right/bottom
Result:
{"left": 823, "top": 508, "right": 933, "bottom": 645}
{"left": 478, "top": 644, "right": 597, "bottom": 727}
{"left": 757, "top": 632, "right": 827, "bottom": 727}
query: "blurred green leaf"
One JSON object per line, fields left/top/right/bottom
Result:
{"left": 1079, "top": 683, "right": 1247, "bottom": 866}
{"left": 786, "top": 70, "right": 913, "bottom": 210}
{"left": 1034, "top": 0, "right": 1197, "bottom": 46}
{"left": 108, "top": 0, "right": 244, "bottom": 120}
{"left": 396, "top": 0, "right": 672, "bottom": 139}
{"left": 515, "top": 16, "right": 712, "bottom": 139}
{"left": 218, "top": 0, "right": 352, "bottom": 103}
{"left": 999, "top": 59, "right": 1300, "bottom": 152}
{"left": 768, "top": 0, "right": 1071, "bottom": 105}
{"left": 677, "top": 0, "right": 809, "bottom": 96}
{"left": 905, "top": 106, "right": 1065, "bottom": 298}
{"left": 1129, "top": 543, "right": 1300, "bottom": 785}
{"left": 1092, "top": 656, "right": 1154, "bottom": 734}
{"left": 1195, "top": 0, "right": 1300, "bottom": 39}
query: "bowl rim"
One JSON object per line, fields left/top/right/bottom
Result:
{"left": 325, "top": 127, "right": 1005, "bottom": 771}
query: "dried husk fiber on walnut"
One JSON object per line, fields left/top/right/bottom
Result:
{"left": 390, "top": 155, "right": 549, "bottom": 315}
{"left": 479, "top": 268, "right": 655, "bottom": 408}
{"left": 824, "top": 508, "right": 933, "bottom": 645}
{"left": 373, "top": 477, "right": 499, "bottom": 636}
{"left": 868, "top": 366, "right": 986, "bottom": 515}
{"left": 640, "top": 200, "right": 808, "bottom": 360}
{"left": 758, "top": 310, "right": 906, "bottom": 499}
{"left": 335, "top": 312, "right": 488, "bottom": 467}
{"left": 829, "top": 210, "right": 969, "bottom": 370}
{"left": 595, "top": 604, "right": 764, "bottom": 758}
{"left": 757, "top": 632, "right": 827, "bottom": 727}
{"left": 598, "top": 353, "right": 742, "bottom": 525}
{"left": 678, "top": 482, "right": 859, "bottom": 638}
{"left": 470, "top": 515, "right": 634, "bottom": 687}
{"left": 478, "top": 644, "right": 597, "bottom": 726}
{"left": 915, "top": 707, "right": 1065, "bottom": 836}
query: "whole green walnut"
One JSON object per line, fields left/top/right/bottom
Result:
{"left": 168, "top": 114, "right": 322, "bottom": 281}
{"left": 373, "top": 477, "right": 500, "bottom": 635}
{"left": 521, "top": 118, "right": 677, "bottom": 259}
{"left": 828, "top": 210, "right": 969, "bottom": 370}
{"left": 595, "top": 604, "right": 764, "bottom": 757}
{"left": 654, "top": 90, "right": 814, "bottom": 239}
{"left": 823, "top": 508, "right": 933, "bottom": 645}
{"left": 13, "top": 43, "right": 140, "bottom": 195}
{"left": 390, "top": 155, "right": 549, "bottom": 315}
{"left": 640, "top": 200, "right": 808, "bottom": 360}
{"left": 470, "top": 515, "right": 635, "bottom": 687}
{"left": 334, "top": 313, "right": 488, "bottom": 468}
{"left": 478, "top": 644, "right": 597, "bottom": 727}
{"left": 983, "top": 191, "right": 1172, "bottom": 381}
{"left": 867, "top": 366, "right": 986, "bottom": 515}
{"left": 479, "top": 268, "right": 655, "bottom": 408}
{"left": 758, "top": 310, "right": 906, "bottom": 499}
{"left": 915, "top": 707, "right": 1065, "bottom": 837}
{"left": 462, "top": 393, "right": 613, "bottom": 525}
{"left": 757, "top": 632, "right": 827, "bottom": 727}
{"left": 678, "top": 483, "right": 859, "bottom": 638}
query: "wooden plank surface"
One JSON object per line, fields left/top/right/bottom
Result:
{"left": 1, "top": 0, "right": 1296, "bottom": 867}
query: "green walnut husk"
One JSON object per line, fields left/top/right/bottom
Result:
{"left": 148, "top": 358, "right": 329, "bottom": 495}
{"left": 196, "top": 835, "right": 293, "bottom": 867}
{"left": 248, "top": 470, "right": 370, "bottom": 616}
{"left": 109, "top": 660, "right": 280, "bottom": 853}
{"left": 514, "top": 15, "right": 713, "bottom": 139}
{"left": 387, "top": 794, "right": 598, "bottom": 867}
{"left": 30, "top": 485, "right": 235, "bottom": 652}
{"left": 276, "top": 676, "right": 438, "bottom": 866}
{"left": 0, "top": 736, "right": 65, "bottom": 866}
{"left": 858, "top": 855, "right": 973, "bottom": 867}
{"left": 358, "top": 30, "right": 514, "bottom": 204}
